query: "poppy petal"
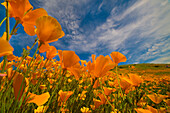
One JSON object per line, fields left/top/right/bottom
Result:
{"left": 22, "top": 23, "right": 36, "bottom": 36}
{"left": 13, "top": 74, "right": 26, "bottom": 101}
{"left": 62, "top": 51, "right": 80, "bottom": 68}
{"left": 28, "top": 92, "right": 50, "bottom": 106}
{"left": 58, "top": 90, "right": 73, "bottom": 102}
{"left": 110, "top": 52, "right": 127, "bottom": 64}
{"left": 36, "top": 16, "right": 65, "bottom": 43}
{"left": 46, "top": 46, "right": 57, "bottom": 59}
{"left": 22, "top": 8, "right": 48, "bottom": 25}
{"left": 0, "top": 38, "right": 14, "bottom": 57}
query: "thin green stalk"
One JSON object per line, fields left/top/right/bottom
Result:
{"left": 25, "top": 42, "right": 42, "bottom": 76}
{"left": 58, "top": 92, "right": 69, "bottom": 113}
{"left": 1, "top": 0, "right": 9, "bottom": 73}
{"left": 85, "top": 77, "right": 97, "bottom": 107}
{"left": 0, "top": 17, "right": 6, "bottom": 27}
{"left": 6, "top": 0, "right": 9, "bottom": 41}
{"left": 1, "top": 56, "right": 7, "bottom": 73}
{"left": 27, "top": 37, "right": 39, "bottom": 51}
{"left": 116, "top": 66, "right": 125, "bottom": 100}
{"left": 12, "top": 38, "right": 39, "bottom": 79}
{"left": 10, "top": 20, "right": 20, "bottom": 35}
{"left": 45, "top": 71, "right": 64, "bottom": 112}
{"left": 99, "top": 78, "right": 116, "bottom": 112}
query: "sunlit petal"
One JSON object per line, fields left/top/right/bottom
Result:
{"left": 36, "top": 16, "right": 65, "bottom": 43}
{"left": 0, "top": 38, "right": 14, "bottom": 57}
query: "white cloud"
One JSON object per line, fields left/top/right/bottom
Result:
{"left": 83, "top": 0, "right": 170, "bottom": 63}
{"left": 34, "top": 0, "right": 170, "bottom": 63}
{"left": 151, "top": 57, "right": 170, "bottom": 64}
{"left": 114, "top": 0, "right": 148, "bottom": 21}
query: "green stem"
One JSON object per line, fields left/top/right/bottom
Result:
{"left": 10, "top": 20, "right": 20, "bottom": 35}
{"left": 85, "top": 77, "right": 97, "bottom": 107}
{"left": 25, "top": 42, "right": 42, "bottom": 76}
{"left": 1, "top": 0, "right": 9, "bottom": 73}
{"left": 6, "top": 0, "right": 9, "bottom": 41}
{"left": 12, "top": 39, "right": 39, "bottom": 77}
{"left": 116, "top": 66, "right": 124, "bottom": 100}
{"left": 58, "top": 92, "right": 69, "bottom": 113}
{"left": 0, "top": 17, "right": 6, "bottom": 27}
{"left": 1, "top": 56, "right": 7, "bottom": 73}
{"left": 99, "top": 78, "right": 116, "bottom": 112}
{"left": 27, "top": 37, "right": 39, "bottom": 51}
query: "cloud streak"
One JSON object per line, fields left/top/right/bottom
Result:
{"left": 30, "top": 0, "right": 170, "bottom": 63}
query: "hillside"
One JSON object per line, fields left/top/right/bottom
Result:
{"left": 117, "top": 63, "right": 170, "bottom": 80}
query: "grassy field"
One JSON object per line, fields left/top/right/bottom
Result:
{"left": 0, "top": 61, "right": 170, "bottom": 113}
{"left": 118, "top": 63, "right": 170, "bottom": 76}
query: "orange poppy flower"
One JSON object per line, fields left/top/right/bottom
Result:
{"left": 67, "top": 63, "right": 82, "bottom": 80}
{"left": 0, "top": 38, "right": 14, "bottom": 57}
{"left": 7, "top": 67, "right": 13, "bottom": 80}
{"left": 27, "top": 92, "right": 50, "bottom": 106}
{"left": 135, "top": 108, "right": 152, "bottom": 113}
{"left": 98, "top": 93, "right": 106, "bottom": 104}
{"left": 46, "top": 46, "right": 57, "bottom": 60}
{"left": 34, "top": 106, "right": 48, "bottom": 113}
{"left": 122, "top": 74, "right": 143, "bottom": 87}
{"left": 58, "top": 50, "right": 80, "bottom": 69}
{"left": 108, "top": 81, "right": 115, "bottom": 87}
{"left": 38, "top": 42, "right": 50, "bottom": 53}
{"left": 103, "top": 87, "right": 113, "bottom": 96}
{"left": 1, "top": 32, "right": 11, "bottom": 40}
{"left": 86, "top": 61, "right": 95, "bottom": 75}
{"left": 1, "top": 0, "right": 32, "bottom": 19}
{"left": 36, "top": 16, "right": 65, "bottom": 43}
{"left": 163, "top": 99, "right": 170, "bottom": 106}
{"left": 2, "top": 0, "right": 48, "bottom": 36}
{"left": 93, "top": 79, "right": 100, "bottom": 88}
{"left": 147, "top": 105, "right": 158, "bottom": 113}
{"left": 93, "top": 78, "right": 105, "bottom": 88}
{"left": 93, "top": 98, "right": 103, "bottom": 109}
{"left": 58, "top": 90, "right": 73, "bottom": 102}
{"left": 13, "top": 73, "right": 29, "bottom": 101}
{"left": 119, "top": 77, "right": 132, "bottom": 91}
{"left": 110, "top": 51, "right": 127, "bottom": 64}
{"left": 7, "top": 54, "right": 17, "bottom": 61}
{"left": 93, "top": 55, "right": 116, "bottom": 78}
{"left": 147, "top": 93, "right": 164, "bottom": 104}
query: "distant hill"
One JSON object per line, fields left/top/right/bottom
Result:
{"left": 117, "top": 63, "right": 170, "bottom": 76}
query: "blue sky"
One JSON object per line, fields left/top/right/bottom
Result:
{"left": 0, "top": 0, "right": 170, "bottom": 64}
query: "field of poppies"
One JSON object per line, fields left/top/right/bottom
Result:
{"left": 0, "top": 0, "right": 169, "bottom": 113}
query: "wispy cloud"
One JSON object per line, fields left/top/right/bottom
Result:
{"left": 151, "top": 57, "right": 170, "bottom": 64}
{"left": 31, "top": 0, "right": 170, "bottom": 63}
{"left": 78, "top": 0, "right": 170, "bottom": 63}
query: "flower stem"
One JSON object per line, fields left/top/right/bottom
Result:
{"left": 6, "top": 0, "right": 9, "bottom": 41}
{"left": 11, "top": 38, "right": 39, "bottom": 81}
{"left": 99, "top": 78, "right": 116, "bottom": 112}
{"left": 0, "top": 17, "right": 6, "bottom": 27}
{"left": 10, "top": 20, "right": 20, "bottom": 35}
{"left": 25, "top": 42, "right": 42, "bottom": 76}
{"left": 116, "top": 66, "right": 124, "bottom": 100}
{"left": 1, "top": 0, "right": 9, "bottom": 73}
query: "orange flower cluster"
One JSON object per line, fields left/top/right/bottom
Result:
{"left": 0, "top": 0, "right": 169, "bottom": 112}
